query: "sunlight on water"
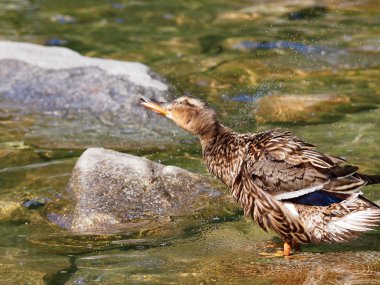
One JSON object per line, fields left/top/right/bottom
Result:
{"left": 0, "top": 0, "right": 379, "bottom": 283}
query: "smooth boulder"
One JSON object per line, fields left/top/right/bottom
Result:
{"left": 0, "top": 41, "right": 186, "bottom": 149}
{"left": 66, "top": 148, "right": 223, "bottom": 232}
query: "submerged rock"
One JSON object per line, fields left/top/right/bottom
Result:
{"left": 286, "top": 6, "right": 328, "bottom": 20}
{"left": 233, "top": 40, "right": 326, "bottom": 54}
{"left": 45, "top": 38, "right": 68, "bottom": 46}
{"left": 0, "top": 201, "right": 20, "bottom": 220}
{"left": 22, "top": 198, "right": 46, "bottom": 209}
{"left": 254, "top": 94, "right": 351, "bottom": 124}
{"left": 61, "top": 148, "right": 223, "bottom": 232}
{"left": 0, "top": 41, "right": 186, "bottom": 149}
{"left": 50, "top": 14, "right": 76, "bottom": 24}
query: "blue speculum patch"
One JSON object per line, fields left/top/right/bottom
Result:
{"left": 286, "top": 190, "right": 344, "bottom": 206}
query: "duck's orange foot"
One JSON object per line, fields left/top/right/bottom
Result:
{"left": 258, "top": 241, "right": 293, "bottom": 258}
{"left": 284, "top": 241, "right": 292, "bottom": 256}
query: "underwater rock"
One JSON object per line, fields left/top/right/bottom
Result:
{"left": 0, "top": 41, "right": 186, "bottom": 149}
{"left": 233, "top": 40, "right": 326, "bottom": 54}
{"left": 222, "top": 94, "right": 258, "bottom": 102}
{"left": 22, "top": 198, "right": 46, "bottom": 209}
{"left": 0, "top": 201, "right": 20, "bottom": 220}
{"left": 286, "top": 6, "right": 328, "bottom": 20}
{"left": 230, "top": 1, "right": 310, "bottom": 17}
{"left": 254, "top": 94, "right": 351, "bottom": 124}
{"left": 67, "top": 148, "right": 223, "bottom": 232}
{"left": 45, "top": 38, "right": 68, "bottom": 46}
{"left": 111, "top": 3, "right": 125, "bottom": 9}
{"left": 50, "top": 14, "right": 76, "bottom": 24}
{"left": 226, "top": 37, "right": 378, "bottom": 70}
{"left": 0, "top": 247, "right": 70, "bottom": 285}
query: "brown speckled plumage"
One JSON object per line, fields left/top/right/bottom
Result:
{"left": 142, "top": 96, "right": 380, "bottom": 254}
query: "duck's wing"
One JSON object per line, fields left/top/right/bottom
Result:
{"left": 245, "top": 130, "right": 369, "bottom": 202}
{"left": 231, "top": 159, "right": 311, "bottom": 243}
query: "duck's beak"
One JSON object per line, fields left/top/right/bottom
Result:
{"left": 140, "top": 96, "right": 169, "bottom": 116}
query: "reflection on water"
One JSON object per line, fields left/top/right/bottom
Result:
{"left": 0, "top": 0, "right": 379, "bottom": 283}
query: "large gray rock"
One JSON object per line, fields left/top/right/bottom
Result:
{"left": 61, "top": 148, "right": 223, "bottom": 232}
{"left": 0, "top": 41, "right": 187, "bottom": 149}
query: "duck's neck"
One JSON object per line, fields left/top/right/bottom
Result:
{"left": 199, "top": 123, "right": 240, "bottom": 187}
{"left": 198, "top": 121, "right": 227, "bottom": 148}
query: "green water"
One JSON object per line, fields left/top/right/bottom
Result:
{"left": 0, "top": 0, "right": 380, "bottom": 284}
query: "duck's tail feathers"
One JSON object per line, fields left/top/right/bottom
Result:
{"left": 300, "top": 194, "right": 380, "bottom": 243}
{"left": 326, "top": 206, "right": 380, "bottom": 242}
{"left": 356, "top": 173, "right": 380, "bottom": 185}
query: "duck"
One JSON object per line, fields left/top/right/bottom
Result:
{"left": 141, "top": 96, "right": 380, "bottom": 256}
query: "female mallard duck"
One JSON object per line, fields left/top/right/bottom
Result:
{"left": 141, "top": 96, "right": 380, "bottom": 256}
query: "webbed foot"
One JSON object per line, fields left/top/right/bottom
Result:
{"left": 258, "top": 241, "right": 293, "bottom": 258}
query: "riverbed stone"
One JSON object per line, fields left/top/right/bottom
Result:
{"left": 0, "top": 201, "right": 21, "bottom": 220}
{"left": 67, "top": 148, "right": 223, "bottom": 232}
{"left": 254, "top": 93, "right": 351, "bottom": 124}
{"left": 0, "top": 41, "right": 186, "bottom": 150}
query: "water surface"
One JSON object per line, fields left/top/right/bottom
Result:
{"left": 0, "top": 0, "right": 379, "bottom": 283}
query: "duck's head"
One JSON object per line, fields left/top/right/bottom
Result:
{"left": 141, "top": 96, "right": 219, "bottom": 136}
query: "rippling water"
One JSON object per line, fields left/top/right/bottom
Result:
{"left": 0, "top": 0, "right": 379, "bottom": 283}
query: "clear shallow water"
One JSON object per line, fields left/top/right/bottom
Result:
{"left": 0, "top": 0, "right": 380, "bottom": 283}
